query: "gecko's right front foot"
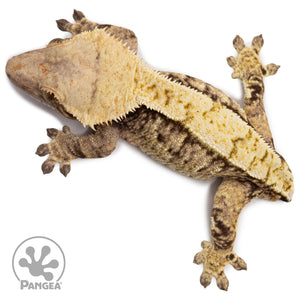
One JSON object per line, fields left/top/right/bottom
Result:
{"left": 36, "top": 126, "right": 77, "bottom": 176}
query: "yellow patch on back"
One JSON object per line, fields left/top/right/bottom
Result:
{"left": 133, "top": 62, "right": 293, "bottom": 201}
{"left": 42, "top": 28, "right": 293, "bottom": 201}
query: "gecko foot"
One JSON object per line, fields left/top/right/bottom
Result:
{"left": 226, "top": 35, "right": 280, "bottom": 80}
{"left": 36, "top": 126, "right": 77, "bottom": 176}
{"left": 48, "top": 10, "right": 90, "bottom": 46}
{"left": 193, "top": 241, "right": 247, "bottom": 291}
{"left": 56, "top": 10, "right": 97, "bottom": 36}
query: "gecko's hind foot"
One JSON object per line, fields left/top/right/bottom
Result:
{"left": 193, "top": 241, "right": 247, "bottom": 291}
{"left": 36, "top": 126, "right": 77, "bottom": 176}
{"left": 226, "top": 35, "right": 280, "bottom": 80}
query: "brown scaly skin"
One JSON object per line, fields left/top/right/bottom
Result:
{"left": 6, "top": 10, "right": 293, "bottom": 291}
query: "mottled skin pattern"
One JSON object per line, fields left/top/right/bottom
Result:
{"left": 227, "top": 35, "right": 279, "bottom": 148}
{"left": 6, "top": 10, "right": 293, "bottom": 291}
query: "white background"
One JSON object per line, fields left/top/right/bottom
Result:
{"left": 1, "top": 0, "right": 299, "bottom": 299}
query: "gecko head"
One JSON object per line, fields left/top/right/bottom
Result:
{"left": 6, "top": 47, "right": 76, "bottom": 119}
{"left": 6, "top": 28, "right": 139, "bottom": 127}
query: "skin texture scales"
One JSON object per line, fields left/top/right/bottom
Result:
{"left": 6, "top": 10, "right": 294, "bottom": 290}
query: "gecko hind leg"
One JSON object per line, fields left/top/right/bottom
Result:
{"left": 194, "top": 241, "right": 247, "bottom": 290}
{"left": 226, "top": 35, "right": 280, "bottom": 147}
{"left": 194, "top": 178, "right": 259, "bottom": 290}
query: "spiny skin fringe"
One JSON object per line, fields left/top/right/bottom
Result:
{"left": 92, "top": 29, "right": 292, "bottom": 201}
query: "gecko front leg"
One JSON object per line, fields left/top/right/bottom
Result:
{"left": 51, "top": 10, "right": 138, "bottom": 53}
{"left": 36, "top": 124, "right": 120, "bottom": 176}
{"left": 194, "top": 178, "right": 259, "bottom": 290}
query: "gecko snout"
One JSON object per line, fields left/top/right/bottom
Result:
{"left": 6, "top": 50, "right": 46, "bottom": 101}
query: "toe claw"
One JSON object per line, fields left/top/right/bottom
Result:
{"left": 42, "top": 159, "right": 56, "bottom": 174}
{"left": 36, "top": 144, "right": 49, "bottom": 156}
{"left": 200, "top": 271, "right": 212, "bottom": 288}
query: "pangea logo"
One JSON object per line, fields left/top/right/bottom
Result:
{"left": 12, "top": 236, "right": 65, "bottom": 290}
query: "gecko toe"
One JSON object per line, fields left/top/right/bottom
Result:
{"left": 36, "top": 144, "right": 50, "bottom": 156}
{"left": 252, "top": 34, "right": 264, "bottom": 53}
{"left": 47, "top": 128, "right": 59, "bottom": 138}
{"left": 200, "top": 271, "right": 212, "bottom": 288}
{"left": 216, "top": 272, "right": 229, "bottom": 291}
{"left": 42, "top": 159, "right": 56, "bottom": 174}
{"left": 233, "top": 35, "right": 246, "bottom": 53}
{"left": 73, "top": 9, "right": 86, "bottom": 22}
{"left": 60, "top": 163, "right": 71, "bottom": 177}
{"left": 265, "top": 63, "right": 280, "bottom": 76}
{"left": 62, "top": 125, "right": 71, "bottom": 134}
{"left": 56, "top": 19, "right": 71, "bottom": 32}
{"left": 230, "top": 255, "right": 247, "bottom": 270}
{"left": 226, "top": 56, "right": 237, "bottom": 68}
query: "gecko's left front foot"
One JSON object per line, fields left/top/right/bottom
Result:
{"left": 194, "top": 241, "right": 247, "bottom": 291}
